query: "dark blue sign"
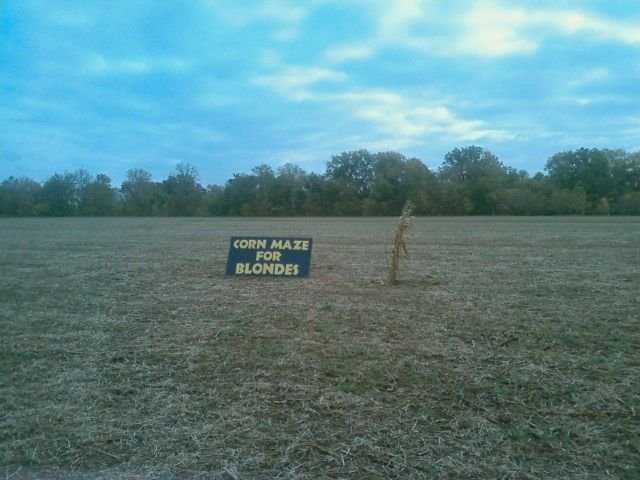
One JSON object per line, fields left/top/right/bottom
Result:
{"left": 225, "top": 237, "right": 313, "bottom": 277}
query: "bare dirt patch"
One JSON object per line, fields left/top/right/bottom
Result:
{"left": 1, "top": 217, "right": 639, "bottom": 479}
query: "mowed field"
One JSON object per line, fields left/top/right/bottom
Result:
{"left": 1, "top": 217, "right": 639, "bottom": 479}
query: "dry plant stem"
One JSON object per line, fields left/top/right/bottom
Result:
{"left": 388, "top": 201, "right": 415, "bottom": 285}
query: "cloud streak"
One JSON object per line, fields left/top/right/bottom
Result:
{"left": 326, "top": 1, "right": 640, "bottom": 61}
{"left": 254, "top": 66, "right": 348, "bottom": 100}
{"left": 81, "top": 53, "right": 191, "bottom": 76}
{"left": 254, "top": 64, "right": 515, "bottom": 148}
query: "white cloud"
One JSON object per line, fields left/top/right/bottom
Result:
{"left": 334, "top": 89, "right": 515, "bottom": 143}
{"left": 259, "top": 49, "right": 281, "bottom": 67}
{"left": 258, "top": 0, "right": 307, "bottom": 24}
{"left": 324, "top": 0, "right": 429, "bottom": 63}
{"left": 568, "top": 68, "right": 610, "bottom": 88}
{"left": 547, "top": 10, "right": 640, "bottom": 44}
{"left": 272, "top": 27, "right": 300, "bottom": 41}
{"left": 204, "top": 0, "right": 308, "bottom": 40}
{"left": 264, "top": 1, "right": 308, "bottom": 41}
{"left": 325, "top": 43, "right": 375, "bottom": 62}
{"left": 457, "top": 4, "right": 537, "bottom": 56}
{"left": 325, "top": 1, "right": 640, "bottom": 62}
{"left": 255, "top": 64, "right": 515, "bottom": 146}
{"left": 457, "top": 29, "right": 537, "bottom": 57}
{"left": 83, "top": 54, "right": 150, "bottom": 75}
{"left": 82, "top": 54, "right": 190, "bottom": 76}
{"left": 457, "top": 4, "right": 640, "bottom": 56}
{"left": 378, "top": 0, "right": 427, "bottom": 39}
{"left": 253, "top": 66, "right": 348, "bottom": 100}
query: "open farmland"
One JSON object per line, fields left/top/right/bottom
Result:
{"left": 1, "top": 217, "right": 639, "bottom": 479}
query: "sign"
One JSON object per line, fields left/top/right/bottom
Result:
{"left": 225, "top": 237, "right": 313, "bottom": 277}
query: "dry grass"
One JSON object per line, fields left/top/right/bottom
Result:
{"left": 1, "top": 217, "right": 639, "bottom": 479}
{"left": 388, "top": 201, "right": 415, "bottom": 285}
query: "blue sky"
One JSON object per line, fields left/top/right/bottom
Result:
{"left": 2, "top": 0, "right": 639, "bottom": 186}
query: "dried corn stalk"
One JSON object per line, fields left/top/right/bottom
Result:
{"left": 388, "top": 201, "right": 415, "bottom": 285}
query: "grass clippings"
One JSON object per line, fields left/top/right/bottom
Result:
{"left": 1, "top": 216, "right": 639, "bottom": 479}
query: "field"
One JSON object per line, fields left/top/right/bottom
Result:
{"left": 1, "top": 217, "right": 639, "bottom": 479}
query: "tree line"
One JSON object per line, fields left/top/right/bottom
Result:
{"left": 1, "top": 146, "right": 639, "bottom": 217}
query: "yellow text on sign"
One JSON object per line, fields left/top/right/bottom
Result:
{"left": 233, "top": 238, "right": 267, "bottom": 249}
{"left": 235, "top": 263, "right": 299, "bottom": 275}
{"left": 269, "top": 239, "right": 309, "bottom": 250}
{"left": 255, "top": 251, "right": 281, "bottom": 261}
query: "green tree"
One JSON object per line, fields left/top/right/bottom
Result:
{"left": 163, "top": 162, "right": 206, "bottom": 216}
{"left": 613, "top": 192, "right": 640, "bottom": 215}
{"left": 438, "top": 146, "right": 508, "bottom": 214}
{"left": 73, "top": 168, "right": 93, "bottom": 211}
{"left": 222, "top": 173, "right": 258, "bottom": 216}
{"left": 40, "top": 172, "right": 77, "bottom": 216}
{"left": 547, "top": 187, "right": 588, "bottom": 214}
{"left": 302, "top": 173, "right": 325, "bottom": 215}
{"left": 545, "top": 148, "right": 613, "bottom": 211}
{"left": 206, "top": 184, "right": 225, "bottom": 215}
{"left": 404, "top": 158, "right": 439, "bottom": 215}
{"left": 492, "top": 168, "right": 530, "bottom": 214}
{"left": 323, "top": 150, "right": 376, "bottom": 215}
{"left": 0, "top": 177, "right": 42, "bottom": 216}
{"left": 609, "top": 150, "right": 640, "bottom": 196}
{"left": 439, "top": 182, "right": 473, "bottom": 215}
{"left": 251, "top": 164, "right": 276, "bottom": 215}
{"left": 366, "top": 152, "right": 438, "bottom": 215}
{"left": 121, "top": 169, "right": 163, "bottom": 215}
{"left": 326, "top": 150, "right": 375, "bottom": 198}
{"left": 324, "top": 178, "right": 362, "bottom": 215}
{"left": 82, "top": 174, "right": 118, "bottom": 216}
{"left": 368, "top": 151, "right": 407, "bottom": 215}
{"left": 274, "top": 163, "right": 308, "bottom": 216}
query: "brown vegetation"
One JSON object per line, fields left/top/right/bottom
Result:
{"left": 388, "top": 201, "right": 415, "bottom": 285}
{"left": 1, "top": 217, "right": 639, "bottom": 479}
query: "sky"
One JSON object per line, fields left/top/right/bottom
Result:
{"left": 1, "top": 0, "right": 639, "bottom": 186}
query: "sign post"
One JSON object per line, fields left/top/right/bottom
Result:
{"left": 225, "top": 237, "right": 313, "bottom": 278}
